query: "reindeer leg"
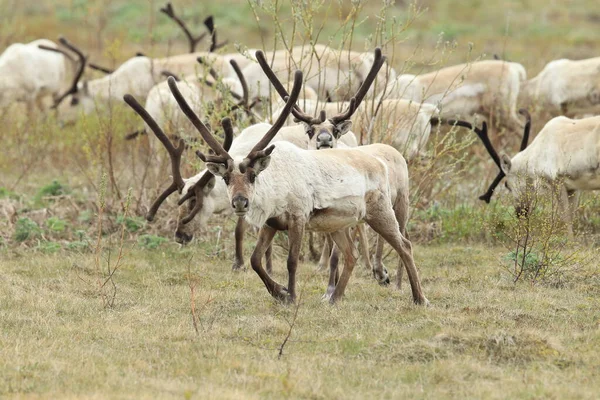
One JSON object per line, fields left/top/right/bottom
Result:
{"left": 365, "top": 195, "right": 428, "bottom": 305}
{"left": 327, "top": 229, "right": 358, "bottom": 304}
{"left": 285, "top": 216, "right": 305, "bottom": 303}
{"left": 232, "top": 217, "right": 245, "bottom": 270}
{"left": 317, "top": 234, "right": 332, "bottom": 271}
{"left": 250, "top": 226, "right": 289, "bottom": 301}
{"left": 324, "top": 236, "right": 340, "bottom": 299}
{"left": 355, "top": 224, "right": 373, "bottom": 271}
{"left": 265, "top": 244, "right": 273, "bottom": 275}
{"left": 372, "top": 235, "right": 389, "bottom": 284}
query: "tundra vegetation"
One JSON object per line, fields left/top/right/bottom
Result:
{"left": 1, "top": 0, "right": 600, "bottom": 398}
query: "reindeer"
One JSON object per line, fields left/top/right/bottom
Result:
{"left": 124, "top": 87, "right": 358, "bottom": 272}
{"left": 519, "top": 57, "right": 600, "bottom": 117}
{"left": 0, "top": 37, "right": 81, "bottom": 112}
{"left": 472, "top": 110, "right": 600, "bottom": 235}
{"left": 382, "top": 60, "right": 526, "bottom": 133}
{"left": 162, "top": 61, "right": 427, "bottom": 304}
{"left": 258, "top": 48, "right": 424, "bottom": 289}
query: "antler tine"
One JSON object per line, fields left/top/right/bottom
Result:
{"left": 330, "top": 47, "right": 385, "bottom": 124}
{"left": 38, "top": 44, "right": 75, "bottom": 63}
{"left": 160, "top": 2, "right": 207, "bottom": 53}
{"left": 123, "top": 94, "right": 185, "bottom": 221}
{"left": 52, "top": 36, "right": 87, "bottom": 109}
{"left": 242, "top": 70, "right": 302, "bottom": 168}
{"left": 204, "top": 16, "right": 228, "bottom": 52}
{"left": 229, "top": 59, "right": 249, "bottom": 108}
{"left": 167, "top": 76, "right": 231, "bottom": 162}
{"left": 479, "top": 109, "right": 533, "bottom": 203}
{"left": 519, "top": 108, "right": 532, "bottom": 151}
{"left": 197, "top": 57, "right": 219, "bottom": 80}
{"left": 88, "top": 63, "right": 114, "bottom": 74}
{"left": 448, "top": 120, "right": 502, "bottom": 170}
{"left": 255, "top": 50, "right": 292, "bottom": 100}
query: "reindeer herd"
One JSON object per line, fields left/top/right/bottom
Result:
{"left": 2, "top": 3, "right": 599, "bottom": 304}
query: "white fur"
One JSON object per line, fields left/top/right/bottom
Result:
{"left": 0, "top": 39, "right": 72, "bottom": 110}
{"left": 520, "top": 57, "right": 600, "bottom": 114}
{"left": 381, "top": 60, "right": 526, "bottom": 130}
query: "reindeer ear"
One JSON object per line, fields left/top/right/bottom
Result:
{"left": 203, "top": 176, "right": 216, "bottom": 194}
{"left": 206, "top": 163, "right": 228, "bottom": 177}
{"left": 335, "top": 120, "right": 352, "bottom": 137}
{"left": 500, "top": 154, "right": 512, "bottom": 174}
{"left": 253, "top": 156, "right": 271, "bottom": 175}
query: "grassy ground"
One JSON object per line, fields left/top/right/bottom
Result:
{"left": 2, "top": 244, "right": 600, "bottom": 399}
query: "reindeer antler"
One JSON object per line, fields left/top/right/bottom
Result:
{"left": 160, "top": 2, "right": 208, "bottom": 53}
{"left": 38, "top": 44, "right": 75, "bottom": 63}
{"left": 256, "top": 48, "right": 385, "bottom": 126}
{"left": 168, "top": 76, "right": 232, "bottom": 164}
{"left": 478, "top": 109, "right": 532, "bottom": 203}
{"left": 88, "top": 63, "right": 114, "bottom": 74}
{"left": 239, "top": 70, "right": 303, "bottom": 172}
{"left": 123, "top": 94, "right": 185, "bottom": 221}
{"left": 52, "top": 36, "right": 87, "bottom": 109}
{"left": 330, "top": 48, "right": 385, "bottom": 125}
{"left": 177, "top": 120, "right": 234, "bottom": 225}
{"left": 204, "top": 16, "right": 228, "bottom": 52}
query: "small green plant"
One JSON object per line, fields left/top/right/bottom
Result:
{"left": 67, "top": 241, "right": 90, "bottom": 252}
{"left": 0, "top": 187, "right": 20, "bottom": 200}
{"left": 13, "top": 218, "right": 42, "bottom": 242}
{"left": 116, "top": 214, "right": 145, "bottom": 233}
{"left": 38, "top": 241, "right": 61, "bottom": 253}
{"left": 34, "top": 180, "right": 70, "bottom": 205}
{"left": 46, "top": 217, "right": 68, "bottom": 233}
{"left": 138, "top": 234, "right": 168, "bottom": 250}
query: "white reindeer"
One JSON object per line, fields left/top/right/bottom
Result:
{"left": 382, "top": 60, "right": 526, "bottom": 132}
{"left": 519, "top": 57, "right": 600, "bottom": 116}
{"left": 474, "top": 110, "right": 600, "bottom": 234}
{"left": 0, "top": 38, "right": 80, "bottom": 112}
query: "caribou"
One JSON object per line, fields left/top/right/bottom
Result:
{"left": 162, "top": 59, "right": 427, "bottom": 304}
{"left": 258, "top": 48, "right": 427, "bottom": 289}
{"left": 0, "top": 37, "right": 81, "bottom": 112}
{"left": 474, "top": 110, "right": 600, "bottom": 234}
{"left": 519, "top": 57, "right": 600, "bottom": 117}
{"left": 381, "top": 60, "right": 527, "bottom": 133}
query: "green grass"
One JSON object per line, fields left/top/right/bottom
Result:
{"left": 1, "top": 244, "right": 599, "bottom": 398}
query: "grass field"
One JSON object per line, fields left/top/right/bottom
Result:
{"left": 1, "top": 0, "right": 600, "bottom": 398}
{"left": 2, "top": 244, "right": 600, "bottom": 398}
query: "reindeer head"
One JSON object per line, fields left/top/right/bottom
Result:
{"left": 123, "top": 89, "right": 233, "bottom": 244}
{"left": 476, "top": 109, "right": 533, "bottom": 216}
{"left": 50, "top": 36, "right": 88, "bottom": 111}
{"left": 167, "top": 69, "right": 302, "bottom": 217}
{"left": 255, "top": 48, "right": 385, "bottom": 150}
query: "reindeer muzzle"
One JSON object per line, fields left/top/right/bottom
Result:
{"left": 175, "top": 229, "right": 194, "bottom": 244}
{"left": 232, "top": 195, "right": 249, "bottom": 215}
{"left": 316, "top": 131, "right": 334, "bottom": 150}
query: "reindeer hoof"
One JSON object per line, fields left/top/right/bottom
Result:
{"left": 373, "top": 267, "right": 390, "bottom": 285}
{"left": 231, "top": 261, "right": 245, "bottom": 271}
{"left": 414, "top": 297, "right": 430, "bottom": 307}
{"left": 273, "top": 286, "right": 293, "bottom": 304}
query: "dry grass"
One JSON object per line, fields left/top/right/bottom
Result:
{"left": 1, "top": 244, "right": 600, "bottom": 398}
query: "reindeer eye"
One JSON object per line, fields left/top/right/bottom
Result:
{"left": 70, "top": 97, "right": 79, "bottom": 106}
{"left": 248, "top": 172, "right": 256, "bottom": 183}
{"left": 223, "top": 175, "right": 230, "bottom": 185}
